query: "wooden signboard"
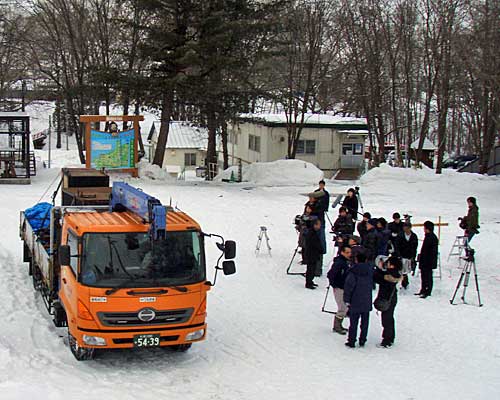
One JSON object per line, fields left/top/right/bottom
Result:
{"left": 80, "top": 115, "right": 144, "bottom": 177}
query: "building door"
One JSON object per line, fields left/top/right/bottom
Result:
{"left": 341, "top": 143, "right": 364, "bottom": 168}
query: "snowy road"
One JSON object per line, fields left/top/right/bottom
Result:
{"left": 1, "top": 165, "right": 500, "bottom": 400}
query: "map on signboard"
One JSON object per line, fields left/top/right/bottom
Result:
{"left": 90, "top": 129, "right": 135, "bottom": 169}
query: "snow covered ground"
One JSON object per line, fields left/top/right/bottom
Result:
{"left": 1, "top": 135, "right": 500, "bottom": 399}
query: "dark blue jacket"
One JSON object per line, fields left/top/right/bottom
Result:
{"left": 327, "top": 255, "right": 350, "bottom": 289}
{"left": 377, "top": 228, "right": 391, "bottom": 256}
{"left": 343, "top": 262, "right": 374, "bottom": 313}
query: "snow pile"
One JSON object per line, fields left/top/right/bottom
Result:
{"left": 215, "top": 159, "right": 324, "bottom": 186}
{"left": 138, "top": 160, "right": 175, "bottom": 181}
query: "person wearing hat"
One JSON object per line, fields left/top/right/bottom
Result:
{"left": 417, "top": 221, "right": 439, "bottom": 298}
{"left": 396, "top": 222, "right": 418, "bottom": 289}
{"left": 363, "top": 218, "right": 380, "bottom": 263}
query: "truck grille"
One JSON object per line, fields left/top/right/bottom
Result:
{"left": 98, "top": 308, "right": 194, "bottom": 327}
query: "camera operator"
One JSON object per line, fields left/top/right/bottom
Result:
{"left": 304, "top": 218, "right": 324, "bottom": 290}
{"left": 307, "top": 192, "right": 327, "bottom": 276}
{"left": 295, "top": 205, "right": 314, "bottom": 264}
{"left": 459, "top": 196, "right": 480, "bottom": 244}
{"left": 396, "top": 222, "right": 418, "bottom": 289}
{"left": 373, "top": 256, "right": 403, "bottom": 348}
{"left": 342, "top": 188, "right": 359, "bottom": 221}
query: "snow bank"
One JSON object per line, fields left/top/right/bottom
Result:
{"left": 138, "top": 160, "right": 176, "bottom": 181}
{"left": 215, "top": 159, "right": 324, "bottom": 186}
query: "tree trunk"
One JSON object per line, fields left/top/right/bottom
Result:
{"left": 152, "top": 90, "right": 174, "bottom": 167}
{"left": 221, "top": 121, "right": 229, "bottom": 170}
{"left": 206, "top": 105, "right": 218, "bottom": 180}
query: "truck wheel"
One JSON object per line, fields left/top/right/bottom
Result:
{"left": 68, "top": 332, "right": 95, "bottom": 361}
{"left": 171, "top": 344, "right": 192, "bottom": 352}
{"left": 53, "top": 301, "right": 67, "bottom": 327}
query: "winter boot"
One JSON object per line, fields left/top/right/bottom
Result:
{"left": 333, "top": 317, "right": 347, "bottom": 335}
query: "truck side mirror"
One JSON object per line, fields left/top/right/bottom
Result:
{"left": 222, "top": 261, "right": 236, "bottom": 276}
{"left": 224, "top": 240, "right": 236, "bottom": 260}
{"left": 58, "top": 245, "right": 71, "bottom": 266}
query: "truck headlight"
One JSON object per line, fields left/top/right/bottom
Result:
{"left": 185, "top": 329, "right": 204, "bottom": 341}
{"left": 82, "top": 335, "right": 107, "bottom": 346}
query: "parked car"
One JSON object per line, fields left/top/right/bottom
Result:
{"left": 443, "top": 155, "right": 478, "bottom": 169}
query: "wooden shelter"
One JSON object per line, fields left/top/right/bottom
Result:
{"left": 410, "top": 138, "right": 436, "bottom": 168}
{"left": 0, "top": 112, "right": 34, "bottom": 184}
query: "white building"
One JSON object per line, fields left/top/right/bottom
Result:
{"left": 148, "top": 121, "right": 208, "bottom": 171}
{"left": 227, "top": 113, "right": 369, "bottom": 178}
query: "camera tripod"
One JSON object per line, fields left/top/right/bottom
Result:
{"left": 256, "top": 226, "right": 271, "bottom": 255}
{"left": 450, "top": 248, "right": 483, "bottom": 307}
{"left": 286, "top": 244, "right": 306, "bottom": 275}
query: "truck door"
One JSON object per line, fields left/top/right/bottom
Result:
{"left": 59, "top": 230, "right": 79, "bottom": 324}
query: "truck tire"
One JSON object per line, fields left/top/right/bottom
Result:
{"left": 53, "top": 301, "right": 67, "bottom": 327}
{"left": 23, "top": 243, "right": 31, "bottom": 263}
{"left": 68, "top": 332, "right": 95, "bottom": 361}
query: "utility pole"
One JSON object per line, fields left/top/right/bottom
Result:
{"left": 48, "top": 116, "right": 52, "bottom": 168}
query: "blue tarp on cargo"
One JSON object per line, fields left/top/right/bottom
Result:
{"left": 25, "top": 202, "right": 52, "bottom": 232}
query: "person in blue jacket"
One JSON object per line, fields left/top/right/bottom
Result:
{"left": 343, "top": 251, "right": 374, "bottom": 348}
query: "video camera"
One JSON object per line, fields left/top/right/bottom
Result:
{"left": 354, "top": 186, "right": 360, "bottom": 195}
{"left": 294, "top": 214, "right": 319, "bottom": 230}
{"left": 458, "top": 217, "right": 468, "bottom": 230}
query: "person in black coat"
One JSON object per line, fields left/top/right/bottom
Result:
{"left": 417, "top": 221, "right": 439, "bottom": 298}
{"left": 388, "top": 212, "right": 404, "bottom": 252}
{"left": 363, "top": 218, "right": 380, "bottom": 262}
{"left": 374, "top": 256, "right": 403, "bottom": 348}
{"left": 396, "top": 222, "right": 418, "bottom": 289}
{"left": 304, "top": 219, "right": 324, "bottom": 289}
{"left": 308, "top": 190, "right": 327, "bottom": 276}
{"left": 314, "top": 180, "right": 330, "bottom": 215}
{"left": 342, "top": 188, "right": 359, "bottom": 221}
{"left": 343, "top": 252, "right": 373, "bottom": 348}
{"left": 333, "top": 207, "right": 354, "bottom": 236}
{"left": 377, "top": 217, "right": 392, "bottom": 256}
{"left": 327, "top": 245, "right": 352, "bottom": 335}
{"left": 357, "top": 212, "right": 371, "bottom": 243}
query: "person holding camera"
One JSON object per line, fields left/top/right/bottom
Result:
{"left": 304, "top": 218, "right": 324, "bottom": 290}
{"left": 396, "top": 222, "right": 418, "bottom": 289}
{"left": 417, "top": 221, "right": 439, "bottom": 299}
{"left": 296, "top": 205, "right": 314, "bottom": 264}
{"left": 333, "top": 207, "right": 354, "bottom": 236}
{"left": 460, "top": 196, "right": 480, "bottom": 244}
{"left": 307, "top": 191, "right": 327, "bottom": 276}
{"left": 373, "top": 256, "right": 403, "bottom": 348}
{"left": 327, "top": 245, "right": 352, "bottom": 335}
{"left": 343, "top": 251, "right": 373, "bottom": 348}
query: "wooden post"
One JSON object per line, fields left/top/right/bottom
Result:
{"left": 437, "top": 216, "right": 442, "bottom": 243}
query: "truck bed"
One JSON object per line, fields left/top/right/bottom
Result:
{"left": 20, "top": 211, "right": 54, "bottom": 287}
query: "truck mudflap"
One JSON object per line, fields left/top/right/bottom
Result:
{"left": 73, "top": 323, "right": 207, "bottom": 349}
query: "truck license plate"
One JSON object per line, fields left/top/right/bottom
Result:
{"left": 133, "top": 334, "right": 161, "bottom": 347}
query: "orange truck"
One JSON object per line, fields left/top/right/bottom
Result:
{"left": 20, "top": 179, "right": 236, "bottom": 360}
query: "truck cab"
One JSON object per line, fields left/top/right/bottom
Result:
{"left": 21, "top": 180, "right": 236, "bottom": 360}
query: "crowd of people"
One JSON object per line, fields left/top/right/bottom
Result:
{"left": 295, "top": 180, "right": 479, "bottom": 349}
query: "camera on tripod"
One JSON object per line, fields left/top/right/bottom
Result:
{"left": 294, "top": 214, "right": 319, "bottom": 230}
{"left": 354, "top": 186, "right": 360, "bottom": 195}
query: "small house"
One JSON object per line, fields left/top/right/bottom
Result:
{"left": 227, "top": 113, "right": 369, "bottom": 178}
{"left": 410, "top": 138, "right": 436, "bottom": 168}
{"left": 148, "top": 121, "right": 208, "bottom": 171}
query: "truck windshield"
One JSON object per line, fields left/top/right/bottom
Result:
{"left": 80, "top": 231, "right": 205, "bottom": 288}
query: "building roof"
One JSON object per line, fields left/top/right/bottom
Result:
{"left": 148, "top": 121, "right": 208, "bottom": 150}
{"left": 238, "top": 113, "right": 368, "bottom": 130}
{"left": 411, "top": 138, "right": 436, "bottom": 151}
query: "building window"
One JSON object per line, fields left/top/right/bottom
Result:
{"left": 184, "top": 153, "right": 197, "bottom": 166}
{"left": 342, "top": 143, "right": 364, "bottom": 156}
{"left": 354, "top": 143, "right": 364, "bottom": 155}
{"left": 249, "top": 135, "right": 261, "bottom": 152}
{"left": 297, "top": 140, "right": 316, "bottom": 155}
